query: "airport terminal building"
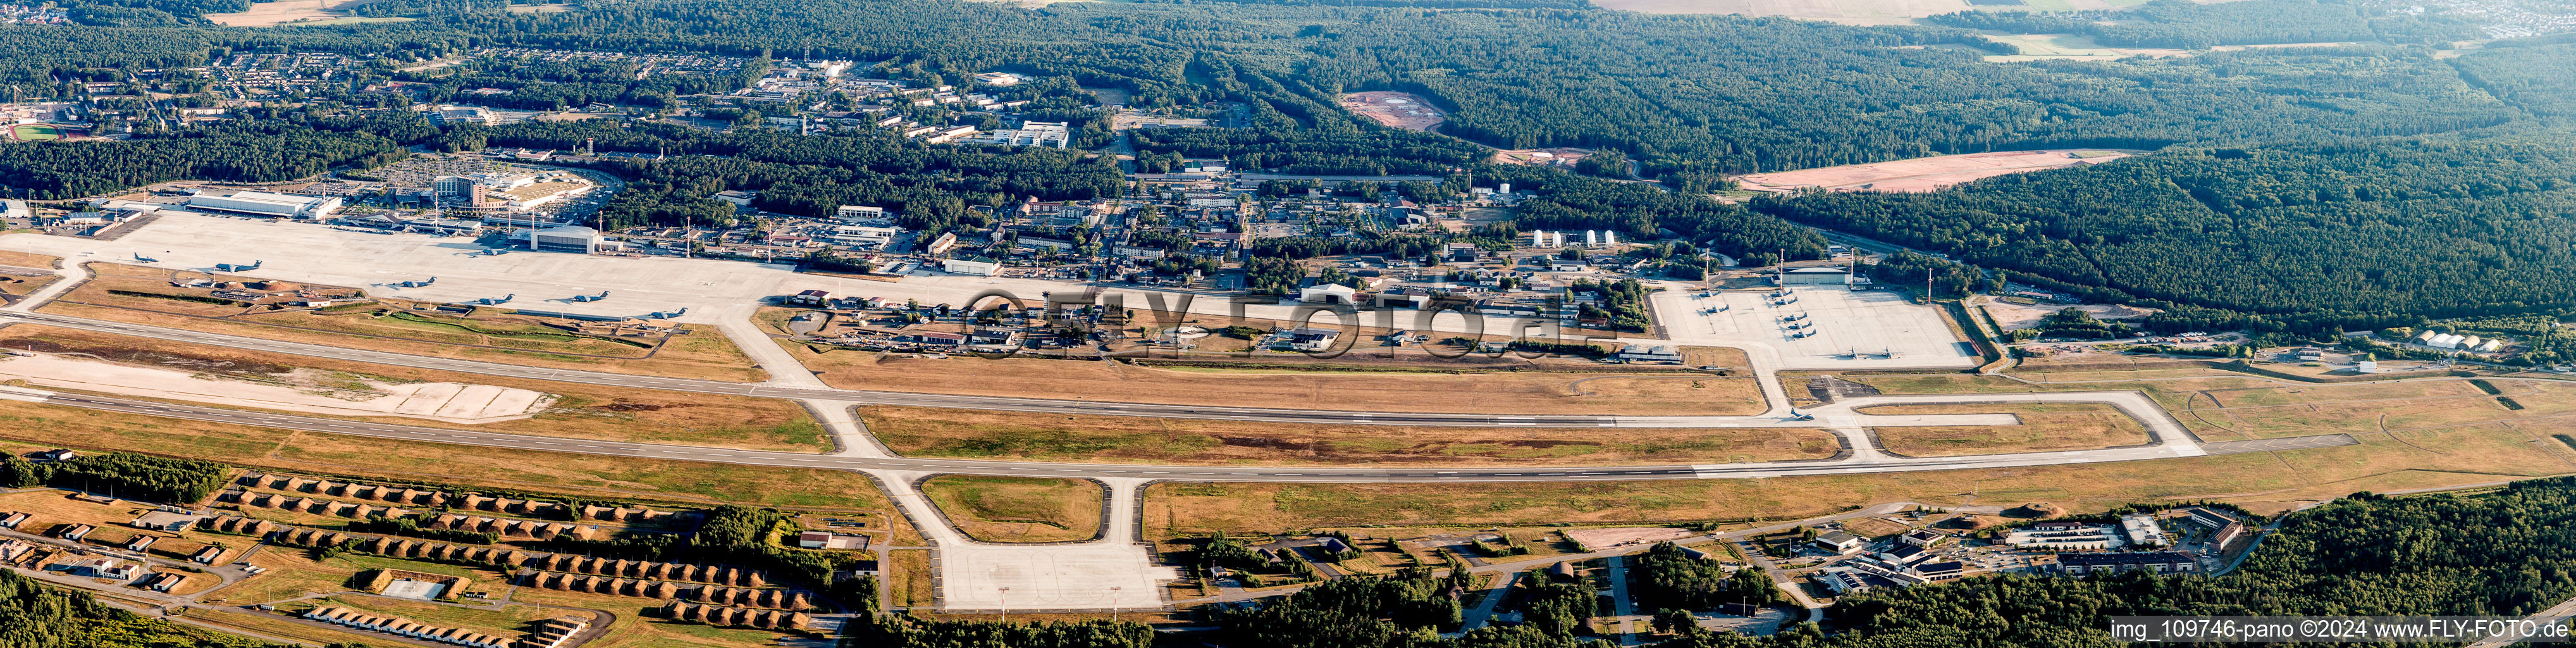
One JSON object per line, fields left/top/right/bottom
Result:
{"left": 185, "top": 190, "right": 344, "bottom": 220}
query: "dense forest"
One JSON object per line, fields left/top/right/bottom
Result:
{"left": 0, "top": 112, "right": 428, "bottom": 199}
{"left": 1, "top": 0, "right": 2573, "bottom": 321}
{"left": 1757, "top": 139, "right": 2576, "bottom": 330}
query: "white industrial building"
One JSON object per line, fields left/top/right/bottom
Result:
{"left": 942, "top": 256, "right": 1002, "bottom": 276}
{"left": 526, "top": 225, "right": 610, "bottom": 254}
{"left": 1778, "top": 266, "right": 1853, "bottom": 285}
{"left": 2119, "top": 513, "right": 2169, "bottom": 548}
{"left": 1298, "top": 283, "right": 1358, "bottom": 304}
{"left": 187, "top": 191, "right": 343, "bottom": 220}
{"left": 974, "top": 121, "right": 1071, "bottom": 148}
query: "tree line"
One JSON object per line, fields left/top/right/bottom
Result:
{"left": 0, "top": 451, "right": 231, "bottom": 504}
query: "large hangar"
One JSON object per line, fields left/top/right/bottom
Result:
{"left": 185, "top": 191, "right": 344, "bottom": 220}
{"left": 526, "top": 225, "right": 605, "bottom": 254}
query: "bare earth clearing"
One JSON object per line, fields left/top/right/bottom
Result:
{"left": 206, "top": 0, "right": 373, "bottom": 26}
{"left": 1343, "top": 91, "right": 1446, "bottom": 132}
{"left": 1734, "top": 149, "right": 2138, "bottom": 194}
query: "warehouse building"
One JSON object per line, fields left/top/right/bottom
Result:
{"left": 187, "top": 191, "right": 343, "bottom": 220}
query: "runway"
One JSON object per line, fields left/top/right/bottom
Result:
{"left": 15, "top": 387, "right": 2205, "bottom": 483}
{"left": 0, "top": 310, "right": 1625, "bottom": 428}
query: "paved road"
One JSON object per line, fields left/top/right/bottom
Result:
{"left": 2470, "top": 595, "right": 2576, "bottom": 647}
{"left": 1605, "top": 554, "right": 1641, "bottom": 645}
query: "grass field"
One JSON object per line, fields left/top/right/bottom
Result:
{"left": 0, "top": 402, "right": 905, "bottom": 526}
{"left": 506, "top": 586, "right": 794, "bottom": 648}
{"left": 918, "top": 475, "right": 1104, "bottom": 543}
{"left": 8, "top": 123, "right": 68, "bottom": 141}
{"left": 0, "top": 250, "right": 59, "bottom": 269}
{"left": 0, "top": 325, "right": 825, "bottom": 452}
{"left": 233, "top": 548, "right": 485, "bottom": 604}
{"left": 1143, "top": 411, "right": 2576, "bottom": 536}
{"left": 0, "top": 273, "right": 61, "bottom": 298}
{"left": 1859, "top": 402, "right": 2150, "bottom": 456}
{"left": 1815, "top": 370, "right": 2565, "bottom": 442}
{"left": 887, "top": 549, "right": 934, "bottom": 609}
{"left": 787, "top": 342, "right": 1765, "bottom": 416}
{"left": 865, "top": 405, "right": 1837, "bottom": 466}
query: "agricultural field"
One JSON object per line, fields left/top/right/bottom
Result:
{"left": 918, "top": 475, "right": 1104, "bottom": 544}
{"left": 786, "top": 342, "right": 1765, "bottom": 416}
{"left": 1859, "top": 402, "right": 2151, "bottom": 456}
{"left": 865, "top": 405, "right": 1837, "bottom": 466}
{"left": 0, "top": 325, "right": 827, "bottom": 452}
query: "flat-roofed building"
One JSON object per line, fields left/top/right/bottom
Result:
{"left": 527, "top": 225, "right": 604, "bottom": 254}
{"left": 1778, "top": 266, "right": 1852, "bottom": 285}
{"left": 187, "top": 191, "right": 343, "bottom": 219}
{"left": 942, "top": 256, "right": 1001, "bottom": 276}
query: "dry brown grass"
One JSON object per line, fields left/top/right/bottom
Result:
{"left": 0, "top": 273, "right": 60, "bottom": 298}
{"left": 507, "top": 586, "right": 792, "bottom": 648}
{"left": 918, "top": 475, "right": 1103, "bottom": 544}
{"left": 0, "top": 402, "right": 902, "bottom": 520}
{"left": 1143, "top": 413, "right": 2576, "bottom": 537}
{"left": 0, "top": 250, "right": 61, "bottom": 269}
{"left": 1814, "top": 370, "right": 2574, "bottom": 442}
{"left": 792, "top": 342, "right": 1763, "bottom": 415}
{"left": 887, "top": 549, "right": 934, "bottom": 609}
{"left": 865, "top": 405, "right": 1836, "bottom": 466}
{"left": 1859, "top": 402, "right": 2150, "bottom": 456}
{"left": 188, "top": 609, "right": 390, "bottom": 647}
{"left": 0, "top": 325, "right": 822, "bottom": 451}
